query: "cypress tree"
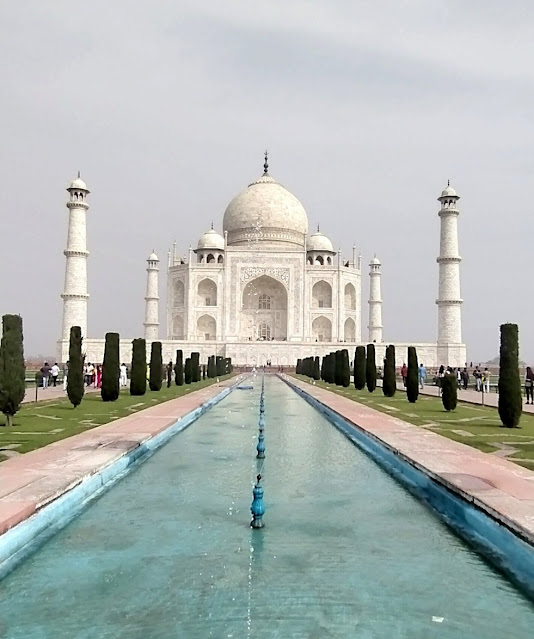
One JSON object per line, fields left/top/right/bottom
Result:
{"left": 498, "top": 323, "right": 522, "bottom": 428}
{"left": 296, "top": 359, "right": 302, "bottom": 374}
{"left": 130, "top": 338, "right": 147, "bottom": 396}
{"left": 366, "top": 344, "right": 377, "bottom": 392}
{"left": 184, "top": 357, "right": 192, "bottom": 384}
{"left": 174, "top": 349, "right": 184, "bottom": 386}
{"left": 326, "top": 353, "right": 336, "bottom": 384}
{"left": 216, "top": 355, "right": 225, "bottom": 377}
{"left": 66, "top": 326, "right": 84, "bottom": 408}
{"left": 441, "top": 373, "right": 458, "bottom": 411}
{"left": 149, "top": 341, "right": 163, "bottom": 391}
{"left": 334, "top": 351, "right": 342, "bottom": 385}
{"left": 227, "top": 358, "right": 233, "bottom": 373}
{"left": 354, "top": 346, "right": 366, "bottom": 390}
{"left": 208, "top": 355, "right": 216, "bottom": 378}
{"left": 191, "top": 352, "right": 201, "bottom": 382}
{"left": 341, "top": 349, "right": 350, "bottom": 387}
{"left": 202, "top": 364, "right": 206, "bottom": 379}
{"left": 406, "top": 346, "right": 419, "bottom": 403}
{"left": 0, "top": 314, "right": 26, "bottom": 426}
{"left": 320, "top": 356, "right": 326, "bottom": 381}
{"left": 383, "top": 344, "right": 396, "bottom": 397}
{"left": 101, "top": 332, "right": 120, "bottom": 402}
{"left": 313, "top": 356, "right": 321, "bottom": 380}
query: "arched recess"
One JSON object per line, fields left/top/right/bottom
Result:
{"left": 197, "top": 278, "right": 217, "bottom": 306}
{"left": 312, "top": 316, "right": 332, "bottom": 342}
{"left": 196, "top": 314, "right": 216, "bottom": 340}
{"left": 241, "top": 275, "right": 288, "bottom": 341}
{"left": 217, "top": 254, "right": 224, "bottom": 264}
{"left": 344, "top": 317, "right": 356, "bottom": 342}
{"left": 312, "top": 280, "right": 332, "bottom": 309}
{"left": 344, "top": 283, "right": 356, "bottom": 310}
{"left": 173, "top": 280, "right": 185, "bottom": 306}
{"left": 172, "top": 315, "right": 184, "bottom": 339}
{"left": 206, "top": 254, "right": 215, "bottom": 263}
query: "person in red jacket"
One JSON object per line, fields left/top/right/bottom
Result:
{"left": 401, "top": 363, "right": 407, "bottom": 387}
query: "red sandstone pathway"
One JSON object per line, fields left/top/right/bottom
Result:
{"left": 0, "top": 376, "right": 243, "bottom": 537}
{"left": 288, "top": 376, "right": 534, "bottom": 544}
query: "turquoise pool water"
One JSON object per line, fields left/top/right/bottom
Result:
{"left": 0, "top": 376, "right": 533, "bottom": 638}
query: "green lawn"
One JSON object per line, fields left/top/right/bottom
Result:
{"left": 294, "top": 375, "right": 534, "bottom": 470}
{"left": 0, "top": 376, "right": 231, "bottom": 461}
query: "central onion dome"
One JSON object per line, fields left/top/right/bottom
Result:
{"left": 223, "top": 156, "right": 308, "bottom": 248}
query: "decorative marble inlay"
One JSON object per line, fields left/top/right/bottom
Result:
{"left": 240, "top": 267, "right": 290, "bottom": 286}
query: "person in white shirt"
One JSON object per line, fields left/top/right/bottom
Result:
{"left": 50, "top": 363, "right": 60, "bottom": 387}
{"left": 483, "top": 368, "right": 490, "bottom": 394}
{"left": 120, "top": 363, "right": 128, "bottom": 387}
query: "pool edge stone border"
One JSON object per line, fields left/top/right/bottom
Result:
{"left": 281, "top": 375, "right": 534, "bottom": 601}
{"left": 0, "top": 376, "right": 246, "bottom": 581}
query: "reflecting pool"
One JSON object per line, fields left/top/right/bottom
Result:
{"left": 0, "top": 376, "right": 533, "bottom": 638}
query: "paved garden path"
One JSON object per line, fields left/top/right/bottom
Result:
{"left": 287, "top": 375, "right": 534, "bottom": 545}
{"left": 22, "top": 385, "right": 100, "bottom": 404}
{"left": 0, "top": 376, "right": 242, "bottom": 536}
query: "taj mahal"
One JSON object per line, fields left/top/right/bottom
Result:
{"left": 57, "top": 154, "right": 467, "bottom": 368}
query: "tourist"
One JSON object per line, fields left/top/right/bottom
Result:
{"left": 418, "top": 363, "right": 426, "bottom": 389}
{"left": 456, "top": 368, "right": 462, "bottom": 389}
{"left": 474, "top": 367, "right": 482, "bottom": 392}
{"left": 63, "top": 362, "right": 68, "bottom": 390}
{"left": 86, "top": 362, "right": 95, "bottom": 386}
{"left": 483, "top": 368, "right": 490, "bottom": 394}
{"left": 96, "top": 364, "right": 103, "bottom": 388}
{"left": 166, "top": 361, "right": 173, "bottom": 388}
{"left": 50, "top": 362, "right": 60, "bottom": 387}
{"left": 120, "top": 363, "right": 128, "bottom": 387}
{"left": 525, "top": 367, "right": 534, "bottom": 404}
{"left": 461, "top": 367, "right": 469, "bottom": 390}
{"left": 40, "top": 362, "right": 51, "bottom": 389}
{"left": 401, "top": 363, "right": 407, "bottom": 387}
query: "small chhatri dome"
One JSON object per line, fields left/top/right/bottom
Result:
{"left": 307, "top": 229, "right": 334, "bottom": 252}
{"left": 197, "top": 227, "right": 224, "bottom": 250}
{"left": 440, "top": 180, "right": 458, "bottom": 198}
{"left": 148, "top": 251, "right": 159, "bottom": 262}
{"left": 223, "top": 153, "right": 308, "bottom": 248}
{"left": 68, "top": 171, "right": 89, "bottom": 191}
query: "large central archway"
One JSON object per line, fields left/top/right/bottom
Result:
{"left": 241, "top": 275, "right": 288, "bottom": 341}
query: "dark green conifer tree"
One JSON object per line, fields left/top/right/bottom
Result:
{"left": 406, "top": 346, "right": 419, "bottom": 403}
{"left": 101, "top": 332, "right": 120, "bottom": 402}
{"left": 441, "top": 373, "right": 458, "bottom": 411}
{"left": 130, "top": 338, "right": 147, "bottom": 396}
{"left": 341, "top": 349, "right": 350, "bottom": 387}
{"left": 0, "top": 314, "right": 26, "bottom": 426}
{"left": 382, "top": 344, "right": 396, "bottom": 397}
{"left": 208, "top": 355, "right": 216, "bottom": 378}
{"left": 326, "top": 353, "right": 336, "bottom": 384}
{"left": 366, "top": 344, "right": 377, "bottom": 392}
{"left": 313, "top": 356, "right": 321, "bottom": 380}
{"left": 149, "top": 341, "right": 163, "bottom": 391}
{"left": 498, "top": 323, "right": 522, "bottom": 428}
{"left": 174, "top": 350, "right": 184, "bottom": 386}
{"left": 191, "top": 352, "right": 201, "bottom": 382}
{"left": 66, "top": 326, "right": 84, "bottom": 408}
{"left": 334, "top": 350, "right": 342, "bottom": 385}
{"left": 354, "top": 346, "right": 366, "bottom": 390}
{"left": 296, "top": 359, "right": 302, "bottom": 374}
{"left": 166, "top": 361, "right": 173, "bottom": 388}
{"left": 184, "top": 357, "right": 192, "bottom": 384}
{"left": 216, "top": 356, "right": 224, "bottom": 377}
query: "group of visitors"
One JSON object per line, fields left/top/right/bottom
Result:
{"left": 39, "top": 362, "right": 61, "bottom": 388}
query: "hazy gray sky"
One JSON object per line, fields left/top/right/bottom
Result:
{"left": 1, "top": 1, "right": 532, "bottom": 363}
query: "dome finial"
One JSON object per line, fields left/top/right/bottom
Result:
{"left": 263, "top": 150, "right": 269, "bottom": 175}
{"left": 317, "top": 223, "right": 320, "bottom": 232}
{"left": 77, "top": 170, "right": 81, "bottom": 178}
{"left": 210, "top": 221, "right": 214, "bottom": 230}
{"left": 447, "top": 179, "right": 450, "bottom": 187}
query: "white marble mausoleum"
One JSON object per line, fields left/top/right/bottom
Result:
{"left": 57, "top": 157, "right": 467, "bottom": 368}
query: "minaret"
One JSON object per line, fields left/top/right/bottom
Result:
{"left": 436, "top": 182, "right": 462, "bottom": 344}
{"left": 61, "top": 173, "right": 90, "bottom": 341}
{"left": 368, "top": 256, "right": 383, "bottom": 343}
{"left": 144, "top": 251, "right": 160, "bottom": 341}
